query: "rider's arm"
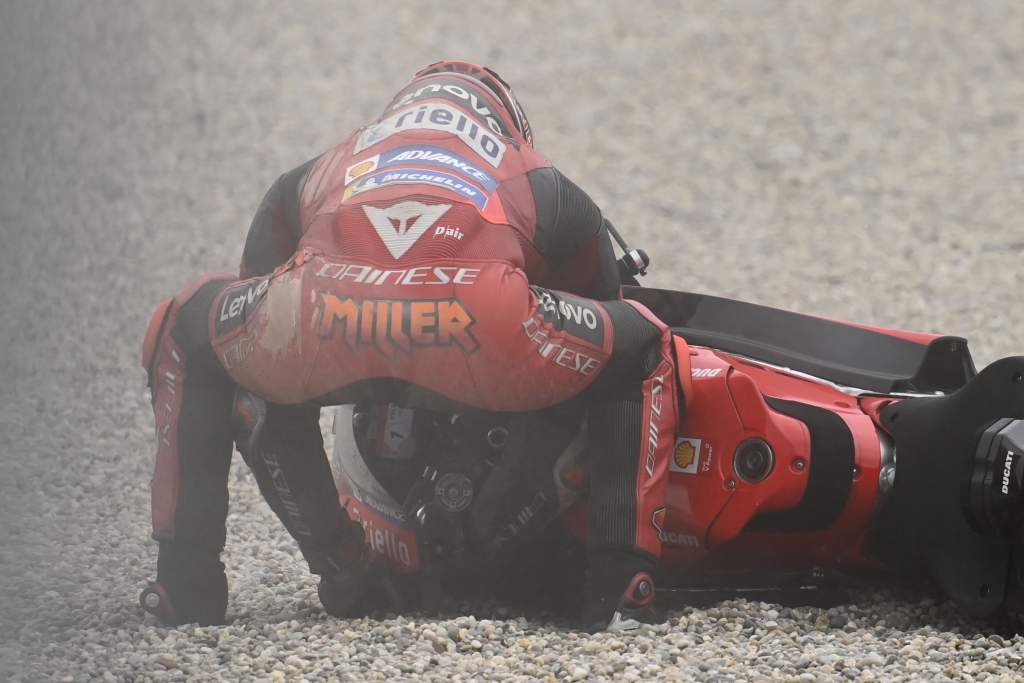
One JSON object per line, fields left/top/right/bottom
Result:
{"left": 527, "top": 166, "right": 621, "bottom": 301}
{"left": 239, "top": 156, "right": 320, "bottom": 278}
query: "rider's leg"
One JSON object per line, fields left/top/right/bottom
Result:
{"left": 234, "top": 398, "right": 371, "bottom": 616}
{"left": 581, "top": 299, "right": 681, "bottom": 631}
{"left": 470, "top": 400, "right": 587, "bottom": 558}
{"left": 142, "top": 274, "right": 237, "bottom": 625}
{"left": 142, "top": 270, "right": 371, "bottom": 624}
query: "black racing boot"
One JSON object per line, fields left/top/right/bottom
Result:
{"left": 141, "top": 541, "right": 228, "bottom": 626}
{"left": 582, "top": 549, "right": 661, "bottom": 632}
{"left": 310, "top": 513, "right": 382, "bottom": 618}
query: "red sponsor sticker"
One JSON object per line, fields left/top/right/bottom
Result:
{"left": 343, "top": 496, "right": 420, "bottom": 573}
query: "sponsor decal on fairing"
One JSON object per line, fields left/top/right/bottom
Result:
{"left": 347, "top": 498, "right": 418, "bottom": 571}
{"left": 651, "top": 507, "right": 700, "bottom": 548}
{"left": 691, "top": 368, "right": 723, "bottom": 379}
{"left": 644, "top": 367, "right": 670, "bottom": 477}
{"left": 670, "top": 437, "right": 702, "bottom": 475}
{"left": 355, "top": 102, "right": 507, "bottom": 167}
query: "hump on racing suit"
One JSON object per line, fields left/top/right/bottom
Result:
{"left": 240, "top": 63, "right": 619, "bottom": 302}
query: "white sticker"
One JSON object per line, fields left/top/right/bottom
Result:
{"left": 670, "top": 437, "right": 701, "bottom": 474}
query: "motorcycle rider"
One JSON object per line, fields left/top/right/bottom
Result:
{"left": 140, "top": 60, "right": 681, "bottom": 630}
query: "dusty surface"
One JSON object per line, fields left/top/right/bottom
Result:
{"left": 2, "top": 0, "right": 1023, "bottom": 679}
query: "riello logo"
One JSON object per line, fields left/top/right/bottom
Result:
{"left": 315, "top": 294, "right": 479, "bottom": 357}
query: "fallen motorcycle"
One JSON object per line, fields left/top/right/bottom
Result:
{"left": 330, "top": 243, "right": 1024, "bottom": 624}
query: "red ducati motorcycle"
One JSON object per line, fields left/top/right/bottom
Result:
{"left": 331, "top": 240, "right": 1024, "bottom": 623}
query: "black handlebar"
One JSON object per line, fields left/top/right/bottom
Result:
{"left": 605, "top": 219, "right": 650, "bottom": 281}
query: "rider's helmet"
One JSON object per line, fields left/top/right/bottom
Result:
{"left": 389, "top": 60, "right": 533, "bottom": 148}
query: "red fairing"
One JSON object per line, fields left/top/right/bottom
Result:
{"left": 626, "top": 300, "right": 681, "bottom": 557}
{"left": 648, "top": 346, "right": 887, "bottom": 573}
{"left": 341, "top": 495, "right": 420, "bottom": 574}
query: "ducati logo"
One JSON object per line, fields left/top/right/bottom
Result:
{"left": 651, "top": 506, "right": 666, "bottom": 535}
{"left": 363, "top": 201, "right": 452, "bottom": 260}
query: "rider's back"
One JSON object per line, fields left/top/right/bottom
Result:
{"left": 296, "top": 81, "right": 555, "bottom": 274}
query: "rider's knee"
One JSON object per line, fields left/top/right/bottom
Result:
{"left": 142, "top": 273, "right": 236, "bottom": 384}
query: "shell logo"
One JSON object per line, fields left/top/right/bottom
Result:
{"left": 345, "top": 156, "right": 380, "bottom": 185}
{"left": 670, "top": 437, "right": 702, "bottom": 474}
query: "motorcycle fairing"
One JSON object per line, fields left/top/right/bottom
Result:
{"left": 331, "top": 406, "right": 423, "bottom": 573}
{"left": 624, "top": 287, "right": 975, "bottom": 394}
{"left": 657, "top": 346, "right": 885, "bottom": 576}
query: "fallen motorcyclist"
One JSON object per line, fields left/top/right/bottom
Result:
{"left": 140, "top": 60, "right": 1024, "bottom": 632}
{"left": 140, "top": 60, "right": 682, "bottom": 631}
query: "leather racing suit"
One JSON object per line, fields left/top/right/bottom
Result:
{"left": 141, "top": 62, "right": 680, "bottom": 627}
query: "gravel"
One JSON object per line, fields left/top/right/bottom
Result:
{"left": 3, "top": 0, "right": 1024, "bottom": 680}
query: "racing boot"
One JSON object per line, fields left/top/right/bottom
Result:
{"left": 313, "top": 519, "right": 378, "bottom": 618}
{"left": 141, "top": 541, "right": 229, "bottom": 626}
{"left": 582, "top": 549, "right": 661, "bottom": 632}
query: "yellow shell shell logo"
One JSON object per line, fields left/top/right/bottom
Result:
{"left": 348, "top": 159, "right": 375, "bottom": 180}
{"left": 674, "top": 440, "right": 697, "bottom": 470}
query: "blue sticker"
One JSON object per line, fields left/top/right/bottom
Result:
{"left": 351, "top": 168, "right": 489, "bottom": 210}
{"left": 378, "top": 145, "right": 499, "bottom": 193}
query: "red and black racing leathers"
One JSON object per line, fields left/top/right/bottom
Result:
{"left": 142, "top": 68, "right": 680, "bottom": 625}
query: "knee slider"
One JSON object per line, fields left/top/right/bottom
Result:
{"left": 143, "top": 273, "right": 237, "bottom": 379}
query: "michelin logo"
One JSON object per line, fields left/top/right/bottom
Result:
{"left": 346, "top": 168, "right": 489, "bottom": 210}
{"left": 355, "top": 102, "right": 507, "bottom": 168}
